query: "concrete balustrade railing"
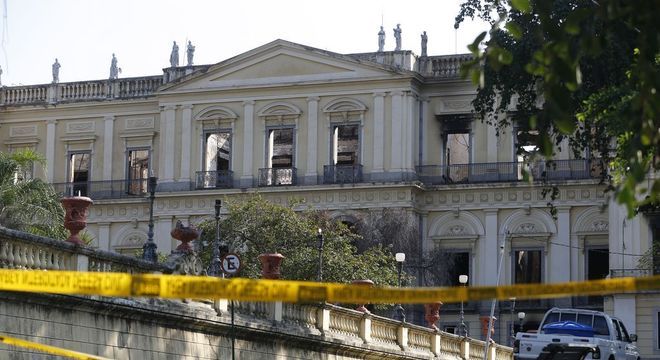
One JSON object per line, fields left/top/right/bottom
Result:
{"left": 0, "top": 76, "right": 164, "bottom": 106}
{"left": 0, "top": 226, "right": 512, "bottom": 358}
{"left": 0, "top": 226, "right": 165, "bottom": 273}
{"left": 218, "top": 300, "right": 512, "bottom": 359}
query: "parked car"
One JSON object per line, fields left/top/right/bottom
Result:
{"left": 514, "top": 308, "right": 639, "bottom": 360}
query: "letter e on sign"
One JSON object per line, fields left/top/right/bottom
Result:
{"left": 221, "top": 253, "right": 242, "bottom": 276}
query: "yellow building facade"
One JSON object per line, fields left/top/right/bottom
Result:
{"left": 1, "top": 39, "right": 657, "bottom": 354}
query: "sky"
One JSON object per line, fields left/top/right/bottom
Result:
{"left": 0, "top": 0, "right": 487, "bottom": 86}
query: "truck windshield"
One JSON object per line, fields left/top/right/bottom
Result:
{"left": 593, "top": 316, "right": 610, "bottom": 336}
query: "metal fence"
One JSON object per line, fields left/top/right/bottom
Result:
{"left": 258, "top": 167, "right": 297, "bottom": 186}
{"left": 195, "top": 170, "right": 234, "bottom": 189}
{"left": 323, "top": 164, "right": 363, "bottom": 184}
{"left": 51, "top": 179, "right": 150, "bottom": 200}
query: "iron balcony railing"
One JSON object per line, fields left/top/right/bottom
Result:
{"left": 323, "top": 164, "right": 363, "bottom": 184}
{"left": 195, "top": 170, "right": 234, "bottom": 189}
{"left": 609, "top": 269, "right": 653, "bottom": 278}
{"left": 258, "top": 167, "right": 297, "bottom": 187}
{"left": 51, "top": 179, "right": 151, "bottom": 200}
{"left": 416, "top": 159, "right": 604, "bottom": 185}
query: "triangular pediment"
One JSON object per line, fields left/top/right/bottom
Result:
{"left": 160, "top": 40, "right": 407, "bottom": 92}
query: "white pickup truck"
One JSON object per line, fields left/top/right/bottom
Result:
{"left": 514, "top": 308, "right": 639, "bottom": 360}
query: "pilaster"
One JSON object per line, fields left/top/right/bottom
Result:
{"left": 46, "top": 120, "right": 57, "bottom": 183}
{"left": 180, "top": 105, "right": 193, "bottom": 182}
{"left": 390, "top": 91, "right": 403, "bottom": 173}
{"left": 160, "top": 105, "right": 177, "bottom": 183}
{"left": 241, "top": 100, "right": 255, "bottom": 188}
{"left": 305, "top": 96, "right": 320, "bottom": 185}
{"left": 372, "top": 92, "right": 386, "bottom": 174}
{"left": 487, "top": 119, "right": 498, "bottom": 163}
{"left": 102, "top": 116, "right": 114, "bottom": 180}
{"left": 155, "top": 214, "right": 173, "bottom": 255}
{"left": 552, "top": 206, "right": 571, "bottom": 307}
{"left": 98, "top": 222, "right": 111, "bottom": 251}
{"left": 482, "top": 209, "right": 499, "bottom": 287}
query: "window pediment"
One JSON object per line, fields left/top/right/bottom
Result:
{"left": 258, "top": 102, "right": 301, "bottom": 126}
{"left": 323, "top": 98, "right": 367, "bottom": 124}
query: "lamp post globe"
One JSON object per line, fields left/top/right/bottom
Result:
{"left": 459, "top": 274, "right": 468, "bottom": 336}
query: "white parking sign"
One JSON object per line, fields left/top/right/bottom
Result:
{"left": 220, "top": 253, "right": 242, "bottom": 276}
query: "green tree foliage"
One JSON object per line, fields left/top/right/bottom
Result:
{"left": 196, "top": 195, "right": 399, "bottom": 285}
{"left": 0, "top": 150, "right": 66, "bottom": 239}
{"left": 456, "top": 0, "right": 659, "bottom": 216}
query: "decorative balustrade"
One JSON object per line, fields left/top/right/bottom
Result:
{"left": 1, "top": 84, "right": 49, "bottom": 105}
{"left": 215, "top": 300, "right": 512, "bottom": 359}
{"left": 609, "top": 268, "right": 653, "bottom": 278}
{"left": 51, "top": 179, "right": 151, "bottom": 200}
{"left": 426, "top": 54, "right": 473, "bottom": 78}
{"left": 1, "top": 76, "right": 163, "bottom": 106}
{"left": 417, "top": 159, "right": 601, "bottom": 186}
{"left": 0, "top": 226, "right": 165, "bottom": 273}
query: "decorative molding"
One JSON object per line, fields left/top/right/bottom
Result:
{"left": 66, "top": 121, "right": 95, "bottom": 133}
{"left": 9, "top": 125, "right": 37, "bottom": 137}
{"left": 125, "top": 117, "right": 155, "bottom": 130}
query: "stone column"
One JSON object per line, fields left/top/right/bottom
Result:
{"left": 160, "top": 105, "right": 177, "bottom": 183}
{"left": 372, "top": 92, "right": 386, "bottom": 176}
{"left": 102, "top": 116, "right": 114, "bottom": 180}
{"left": 46, "top": 120, "right": 57, "bottom": 183}
{"left": 482, "top": 209, "right": 499, "bottom": 287}
{"left": 420, "top": 98, "right": 429, "bottom": 165}
{"left": 97, "top": 222, "right": 111, "bottom": 251}
{"left": 552, "top": 206, "right": 571, "bottom": 307}
{"left": 390, "top": 91, "right": 403, "bottom": 175}
{"left": 487, "top": 118, "right": 498, "bottom": 163}
{"left": 404, "top": 92, "right": 415, "bottom": 175}
{"left": 179, "top": 105, "right": 193, "bottom": 183}
{"left": 241, "top": 100, "right": 255, "bottom": 188}
{"left": 305, "top": 97, "right": 320, "bottom": 185}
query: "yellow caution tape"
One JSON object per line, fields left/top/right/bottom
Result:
{"left": 0, "top": 269, "right": 658, "bottom": 304}
{"left": 0, "top": 332, "right": 112, "bottom": 360}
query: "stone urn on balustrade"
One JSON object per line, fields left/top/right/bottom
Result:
{"left": 351, "top": 279, "right": 375, "bottom": 313}
{"left": 258, "top": 253, "right": 285, "bottom": 279}
{"left": 480, "top": 315, "right": 497, "bottom": 340}
{"left": 171, "top": 220, "right": 200, "bottom": 253}
{"left": 60, "top": 196, "right": 94, "bottom": 245}
{"left": 424, "top": 301, "right": 443, "bottom": 330}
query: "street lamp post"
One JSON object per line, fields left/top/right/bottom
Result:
{"left": 142, "top": 176, "right": 158, "bottom": 263}
{"left": 393, "top": 252, "right": 406, "bottom": 322}
{"left": 317, "top": 228, "right": 324, "bottom": 282}
{"left": 208, "top": 200, "right": 223, "bottom": 276}
{"left": 518, "top": 312, "right": 526, "bottom": 334}
{"left": 459, "top": 274, "right": 469, "bottom": 336}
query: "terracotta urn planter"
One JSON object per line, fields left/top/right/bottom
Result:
{"left": 258, "top": 253, "right": 285, "bottom": 279}
{"left": 170, "top": 220, "right": 200, "bottom": 253}
{"left": 424, "top": 301, "right": 443, "bottom": 330}
{"left": 351, "top": 279, "right": 375, "bottom": 313}
{"left": 480, "top": 315, "right": 497, "bottom": 339}
{"left": 60, "top": 196, "right": 93, "bottom": 245}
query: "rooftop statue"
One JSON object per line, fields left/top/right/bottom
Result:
{"left": 0, "top": 65, "right": 3, "bottom": 86}
{"left": 170, "top": 41, "right": 179, "bottom": 68}
{"left": 109, "top": 53, "right": 121, "bottom": 80}
{"left": 378, "top": 26, "right": 385, "bottom": 52}
{"left": 421, "top": 31, "right": 428, "bottom": 57}
{"left": 186, "top": 41, "right": 195, "bottom": 66}
{"left": 52, "top": 58, "right": 61, "bottom": 84}
{"left": 393, "top": 24, "right": 402, "bottom": 51}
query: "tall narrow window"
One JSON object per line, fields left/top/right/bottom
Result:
{"left": 513, "top": 249, "right": 542, "bottom": 284}
{"left": 202, "top": 131, "right": 231, "bottom": 188}
{"left": 446, "top": 252, "right": 470, "bottom": 286}
{"left": 268, "top": 128, "right": 294, "bottom": 168}
{"left": 68, "top": 152, "right": 90, "bottom": 196}
{"left": 127, "top": 149, "right": 149, "bottom": 195}
{"left": 264, "top": 128, "right": 295, "bottom": 186}
{"left": 515, "top": 126, "right": 541, "bottom": 180}
{"left": 204, "top": 132, "right": 231, "bottom": 172}
{"left": 333, "top": 125, "right": 359, "bottom": 165}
